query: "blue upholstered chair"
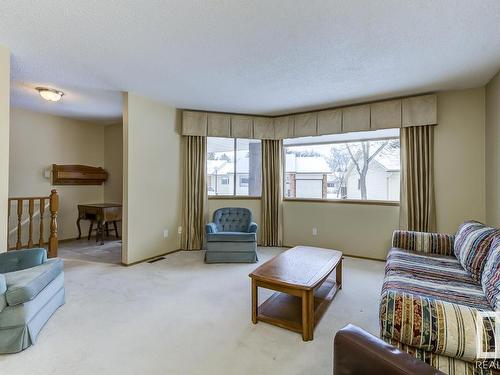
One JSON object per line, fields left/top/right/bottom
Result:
{"left": 0, "top": 248, "right": 65, "bottom": 353}
{"left": 205, "top": 207, "right": 258, "bottom": 263}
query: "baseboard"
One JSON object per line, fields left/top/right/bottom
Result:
{"left": 276, "top": 244, "right": 385, "bottom": 262}
{"left": 342, "top": 253, "right": 385, "bottom": 262}
{"left": 58, "top": 237, "right": 79, "bottom": 243}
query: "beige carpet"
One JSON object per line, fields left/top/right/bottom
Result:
{"left": 58, "top": 238, "right": 122, "bottom": 264}
{"left": 0, "top": 247, "right": 385, "bottom": 375}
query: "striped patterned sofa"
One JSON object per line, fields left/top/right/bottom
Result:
{"left": 380, "top": 222, "right": 499, "bottom": 375}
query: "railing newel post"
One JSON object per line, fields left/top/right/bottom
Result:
{"left": 48, "top": 189, "right": 58, "bottom": 258}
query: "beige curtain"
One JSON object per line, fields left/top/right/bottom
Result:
{"left": 261, "top": 139, "right": 283, "bottom": 246}
{"left": 400, "top": 125, "right": 436, "bottom": 232}
{"left": 181, "top": 136, "right": 207, "bottom": 250}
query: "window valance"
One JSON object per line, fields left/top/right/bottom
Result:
{"left": 181, "top": 94, "right": 437, "bottom": 139}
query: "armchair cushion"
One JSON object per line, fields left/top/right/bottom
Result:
{"left": 392, "top": 230, "right": 455, "bottom": 256}
{"left": 481, "top": 236, "right": 500, "bottom": 310}
{"left": 380, "top": 290, "right": 495, "bottom": 363}
{"left": 206, "top": 232, "right": 256, "bottom": 243}
{"left": 4, "top": 258, "right": 64, "bottom": 306}
{"left": 453, "top": 220, "right": 499, "bottom": 282}
{"left": 0, "top": 248, "right": 47, "bottom": 274}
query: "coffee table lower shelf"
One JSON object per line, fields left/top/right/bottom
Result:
{"left": 256, "top": 279, "right": 339, "bottom": 336}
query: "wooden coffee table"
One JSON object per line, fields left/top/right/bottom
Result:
{"left": 249, "top": 246, "right": 343, "bottom": 341}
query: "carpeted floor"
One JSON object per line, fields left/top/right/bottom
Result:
{"left": 0, "top": 247, "right": 385, "bottom": 375}
{"left": 58, "top": 238, "right": 123, "bottom": 264}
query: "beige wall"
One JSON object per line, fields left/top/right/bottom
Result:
{"left": 4, "top": 87, "right": 489, "bottom": 258}
{"left": 283, "top": 201, "right": 399, "bottom": 259}
{"left": 435, "top": 88, "right": 486, "bottom": 233}
{"left": 293, "top": 88, "right": 488, "bottom": 258}
{"left": 122, "top": 93, "right": 181, "bottom": 264}
{"left": 0, "top": 46, "right": 9, "bottom": 251}
{"left": 485, "top": 72, "right": 500, "bottom": 227}
{"left": 9, "top": 108, "right": 105, "bottom": 242}
{"left": 104, "top": 123, "right": 123, "bottom": 203}
{"left": 208, "top": 198, "right": 397, "bottom": 259}
{"left": 206, "top": 88, "right": 488, "bottom": 260}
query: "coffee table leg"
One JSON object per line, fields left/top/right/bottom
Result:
{"left": 302, "top": 290, "right": 314, "bottom": 341}
{"left": 336, "top": 257, "right": 343, "bottom": 290}
{"left": 251, "top": 279, "right": 258, "bottom": 324}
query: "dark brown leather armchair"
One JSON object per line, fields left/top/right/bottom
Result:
{"left": 334, "top": 324, "right": 445, "bottom": 375}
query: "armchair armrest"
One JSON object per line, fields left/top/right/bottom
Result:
{"left": 392, "top": 230, "right": 455, "bottom": 256}
{"left": 3, "top": 258, "right": 64, "bottom": 306}
{"left": 0, "top": 274, "right": 6, "bottom": 312}
{"left": 248, "top": 222, "right": 258, "bottom": 234}
{"left": 205, "top": 223, "right": 218, "bottom": 234}
{"left": 380, "top": 290, "right": 494, "bottom": 363}
{"left": 0, "top": 248, "right": 47, "bottom": 274}
{"left": 334, "top": 324, "right": 443, "bottom": 375}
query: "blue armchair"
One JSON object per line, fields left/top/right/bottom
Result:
{"left": 205, "top": 207, "right": 258, "bottom": 263}
{"left": 0, "top": 248, "right": 65, "bottom": 353}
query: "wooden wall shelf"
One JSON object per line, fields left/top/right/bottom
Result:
{"left": 52, "top": 164, "right": 108, "bottom": 185}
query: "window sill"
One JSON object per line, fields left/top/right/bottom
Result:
{"left": 283, "top": 198, "right": 400, "bottom": 206}
{"left": 208, "top": 195, "right": 262, "bottom": 200}
{"left": 207, "top": 196, "right": 399, "bottom": 206}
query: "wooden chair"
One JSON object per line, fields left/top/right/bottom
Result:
{"left": 77, "top": 204, "right": 122, "bottom": 245}
{"left": 87, "top": 218, "right": 119, "bottom": 241}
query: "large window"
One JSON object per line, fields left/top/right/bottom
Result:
{"left": 284, "top": 129, "right": 400, "bottom": 201}
{"left": 207, "top": 137, "right": 262, "bottom": 197}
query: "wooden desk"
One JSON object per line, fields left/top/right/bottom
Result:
{"left": 77, "top": 203, "right": 122, "bottom": 245}
{"left": 249, "top": 246, "right": 343, "bottom": 341}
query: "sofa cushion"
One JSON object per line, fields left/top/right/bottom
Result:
{"left": 206, "top": 232, "right": 256, "bottom": 242}
{"left": 380, "top": 290, "right": 495, "bottom": 363}
{"left": 384, "top": 248, "right": 490, "bottom": 309}
{"left": 383, "top": 338, "right": 481, "bottom": 375}
{"left": 392, "top": 230, "right": 455, "bottom": 256}
{"left": 481, "top": 236, "right": 499, "bottom": 311}
{"left": 453, "top": 220, "right": 499, "bottom": 283}
{"left": 4, "top": 259, "right": 64, "bottom": 306}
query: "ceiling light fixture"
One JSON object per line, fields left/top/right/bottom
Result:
{"left": 36, "top": 87, "right": 64, "bottom": 102}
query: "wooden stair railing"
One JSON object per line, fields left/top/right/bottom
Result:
{"left": 7, "top": 189, "right": 59, "bottom": 258}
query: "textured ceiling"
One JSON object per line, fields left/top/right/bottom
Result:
{"left": 1, "top": 0, "right": 500, "bottom": 122}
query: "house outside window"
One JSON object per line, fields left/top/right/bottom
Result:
{"left": 283, "top": 129, "right": 400, "bottom": 201}
{"left": 207, "top": 137, "right": 262, "bottom": 197}
{"left": 239, "top": 176, "right": 249, "bottom": 187}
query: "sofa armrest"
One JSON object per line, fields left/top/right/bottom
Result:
{"left": 392, "top": 230, "right": 455, "bottom": 255}
{"left": 334, "top": 324, "right": 443, "bottom": 375}
{"left": 205, "top": 223, "right": 218, "bottom": 234}
{"left": 380, "top": 290, "right": 494, "bottom": 363}
{"left": 0, "top": 248, "right": 48, "bottom": 273}
{"left": 248, "top": 222, "right": 258, "bottom": 234}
